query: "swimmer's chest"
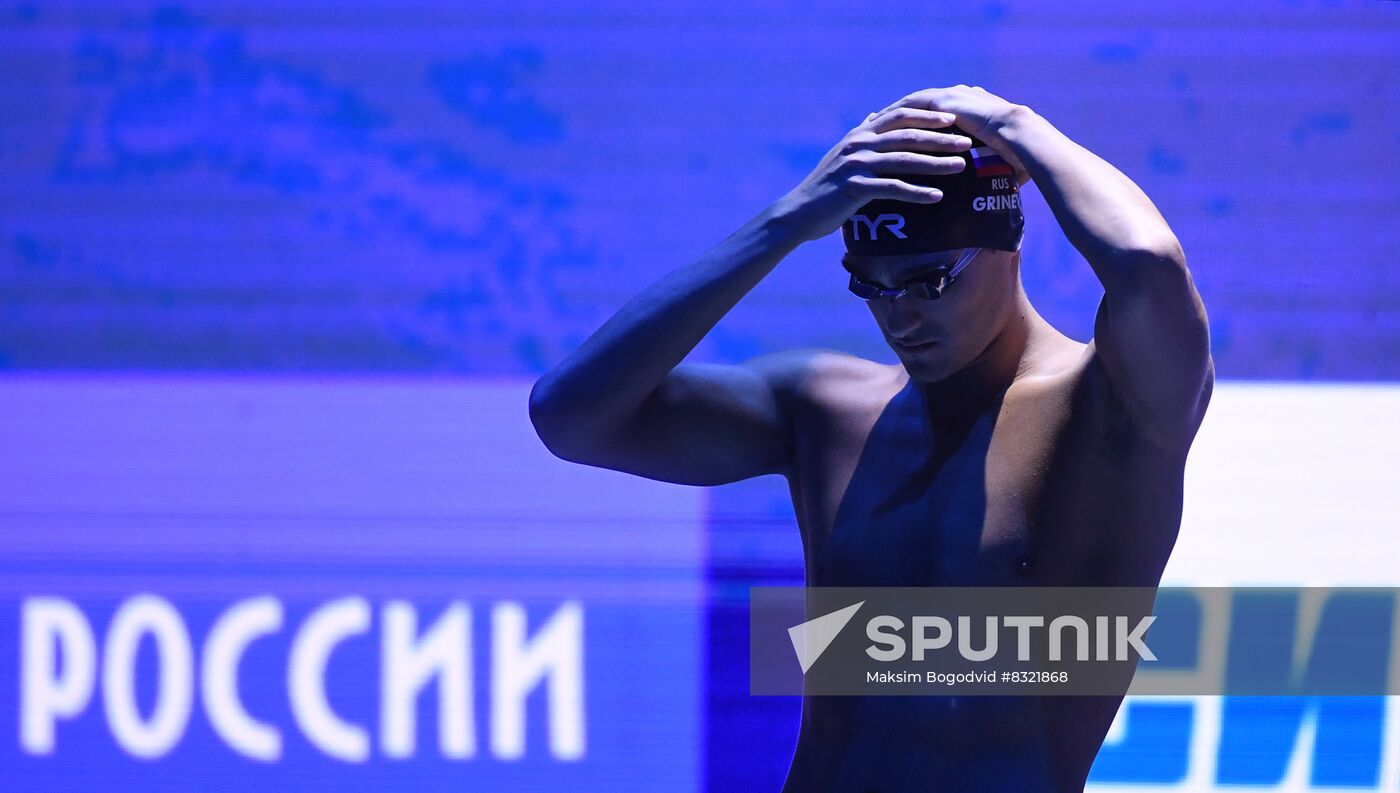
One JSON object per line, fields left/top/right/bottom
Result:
{"left": 796, "top": 382, "right": 1092, "bottom": 587}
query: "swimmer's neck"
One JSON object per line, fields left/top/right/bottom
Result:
{"left": 906, "top": 282, "right": 1059, "bottom": 420}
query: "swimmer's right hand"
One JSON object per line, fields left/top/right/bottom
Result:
{"left": 771, "top": 109, "right": 973, "bottom": 243}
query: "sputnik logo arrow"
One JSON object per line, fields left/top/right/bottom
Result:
{"left": 787, "top": 601, "right": 865, "bottom": 674}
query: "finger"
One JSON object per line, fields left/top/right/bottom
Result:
{"left": 861, "top": 150, "right": 968, "bottom": 178}
{"left": 875, "top": 89, "right": 947, "bottom": 116}
{"left": 868, "top": 107, "right": 958, "bottom": 134}
{"left": 875, "top": 94, "right": 922, "bottom": 116}
{"left": 846, "top": 175, "right": 943, "bottom": 203}
{"left": 865, "top": 128, "right": 973, "bottom": 154}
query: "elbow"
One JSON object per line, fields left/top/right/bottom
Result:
{"left": 528, "top": 374, "right": 604, "bottom": 464}
{"left": 1128, "top": 233, "right": 1186, "bottom": 271}
{"left": 1105, "top": 239, "right": 1191, "bottom": 294}
{"left": 528, "top": 375, "right": 575, "bottom": 460}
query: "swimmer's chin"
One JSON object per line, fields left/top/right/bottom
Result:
{"left": 888, "top": 342, "right": 956, "bottom": 381}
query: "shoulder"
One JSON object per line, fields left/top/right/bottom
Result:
{"left": 741, "top": 348, "right": 895, "bottom": 410}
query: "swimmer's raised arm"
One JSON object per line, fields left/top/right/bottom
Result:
{"left": 881, "top": 85, "right": 1213, "bottom": 448}
{"left": 528, "top": 113, "right": 971, "bottom": 485}
{"left": 997, "top": 103, "right": 1212, "bottom": 447}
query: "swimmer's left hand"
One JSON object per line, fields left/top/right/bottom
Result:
{"left": 868, "top": 85, "right": 1032, "bottom": 186}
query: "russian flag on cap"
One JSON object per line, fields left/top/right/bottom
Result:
{"left": 970, "top": 146, "right": 1014, "bottom": 178}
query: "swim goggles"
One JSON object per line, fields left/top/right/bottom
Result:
{"left": 846, "top": 247, "right": 982, "bottom": 301}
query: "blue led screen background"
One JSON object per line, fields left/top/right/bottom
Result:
{"left": 1, "top": 1, "right": 1397, "bottom": 791}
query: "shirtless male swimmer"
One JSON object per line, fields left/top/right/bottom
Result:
{"left": 529, "top": 85, "right": 1214, "bottom": 792}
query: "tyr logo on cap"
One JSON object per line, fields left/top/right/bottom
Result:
{"left": 849, "top": 213, "right": 908, "bottom": 241}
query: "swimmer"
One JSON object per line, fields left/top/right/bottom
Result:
{"left": 530, "top": 85, "right": 1213, "bottom": 792}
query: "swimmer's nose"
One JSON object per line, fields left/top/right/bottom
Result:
{"left": 880, "top": 294, "right": 925, "bottom": 339}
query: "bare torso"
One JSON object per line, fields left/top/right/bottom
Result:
{"left": 522, "top": 88, "right": 1217, "bottom": 793}
{"left": 779, "top": 335, "right": 1198, "bottom": 793}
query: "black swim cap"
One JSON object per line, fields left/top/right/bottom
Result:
{"left": 841, "top": 126, "right": 1024, "bottom": 255}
